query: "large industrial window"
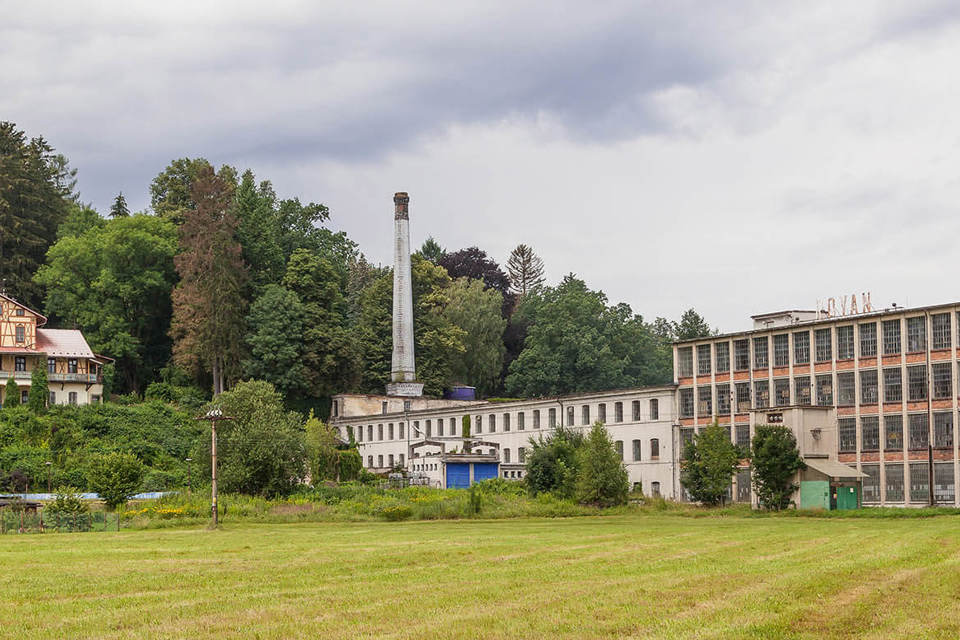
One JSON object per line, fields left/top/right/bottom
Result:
{"left": 932, "top": 362, "right": 952, "bottom": 399}
{"left": 548, "top": 408, "right": 556, "bottom": 427}
{"left": 907, "top": 365, "right": 927, "bottom": 401}
{"left": 649, "top": 399, "right": 659, "bottom": 420}
{"left": 908, "top": 414, "right": 928, "bottom": 450}
{"left": 794, "top": 376, "right": 811, "bottom": 405}
{"left": 838, "top": 418, "right": 857, "bottom": 453}
{"left": 679, "top": 389, "right": 694, "bottom": 418}
{"left": 650, "top": 438, "right": 660, "bottom": 459}
{"left": 613, "top": 403, "right": 622, "bottom": 423}
{"left": 632, "top": 400, "right": 641, "bottom": 421}
{"left": 581, "top": 405, "right": 590, "bottom": 425}
{"left": 836, "top": 326, "right": 854, "bottom": 360}
{"left": 861, "top": 416, "right": 879, "bottom": 451}
{"left": 736, "top": 383, "right": 751, "bottom": 412}
{"left": 753, "top": 337, "right": 768, "bottom": 369}
{"left": 566, "top": 407, "right": 573, "bottom": 426}
{"left": 906, "top": 316, "right": 927, "bottom": 353}
{"left": 932, "top": 313, "right": 952, "bottom": 350}
{"left": 596, "top": 405, "right": 605, "bottom": 424}
{"left": 678, "top": 347, "right": 693, "bottom": 377}
{"left": 934, "top": 412, "right": 953, "bottom": 449}
{"left": 754, "top": 381, "right": 769, "bottom": 409}
{"left": 679, "top": 428, "right": 694, "bottom": 458}
{"left": 632, "top": 439, "right": 641, "bottom": 461}
{"left": 697, "top": 344, "right": 712, "bottom": 376}
{"left": 837, "top": 372, "right": 855, "bottom": 406}
{"left": 884, "top": 415, "right": 903, "bottom": 450}
{"left": 774, "top": 379, "right": 790, "bottom": 406}
{"left": 736, "top": 468, "right": 752, "bottom": 502}
{"left": 860, "top": 322, "right": 877, "bottom": 357}
{"left": 883, "top": 319, "right": 901, "bottom": 355}
{"left": 815, "top": 375, "right": 833, "bottom": 406}
{"left": 735, "top": 425, "right": 750, "bottom": 448}
{"left": 861, "top": 465, "right": 880, "bottom": 503}
{"left": 715, "top": 342, "right": 730, "bottom": 372}
{"left": 883, "top": 368, "right": 902, "bottom": 402}
{"left": 697, "top": 386, "right": 712, "bottom": 417}
{"left": 860, "top": 369, "right": 878, "bottom": 404}
{"left": 815, "top": 328, "right": 832, "bottom": 363}
{"left": 910, "top": 463, "right": 930, "bottom": 503}
{"left": 716, "top": 383, "right": 731, "bottom": 415}
{"left": 773, "top": 334, "right": 789, "bottom": 367}
{"left": 734, "top": 339, "right": 750, "bottom": 371}
{"left": 793, "top": 331, "right": 810, "bottom": 365}
{"left": 885, "top": 463, "right": 904, "bottom": 501}
{"left": 934, "top": 463, "right": 955, "bottom": 503}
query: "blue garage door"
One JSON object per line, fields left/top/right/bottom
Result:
{"left": 446, "top": 463, "right": 470, "bottom": 489}
{"left": 473, "top": 463, "right": 499, "bottom": 483}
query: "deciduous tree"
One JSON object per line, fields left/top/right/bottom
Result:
{"left": 524, "top": 427, "right": 584, "bottom": 499}
{"left": 751, "top": 424, "right": 805, "bottom": 511}
{"left": 86, "top": 451, "right": 145, "bottom": 512}
{"left": 575, "top": 422, "right": 629, "bottom": 507}
{"left": 441, "top": 278, "right": 506, "bottom": 395}
{"left": 680, "top": 423, "right": 741, "bottom": 505}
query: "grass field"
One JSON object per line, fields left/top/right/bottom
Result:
{"left": 3, "top": 514, "right": 960, "bottom": 639}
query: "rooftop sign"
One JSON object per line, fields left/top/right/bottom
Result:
{"left": 816, "top": 292, "right": 873, "bottom": 320}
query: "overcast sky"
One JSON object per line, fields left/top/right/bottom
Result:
{"left": 4, "top": 1, "right": 960, "bottom": 331}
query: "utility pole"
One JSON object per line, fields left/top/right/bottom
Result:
{"left": 45, "top": 461, "right": 52, "bottom": 494}
{"left": 195, "top": 408, "right": 232, "bottom": 527}
{"left": 186, "top": 458, "right": 192, "bottom": 495}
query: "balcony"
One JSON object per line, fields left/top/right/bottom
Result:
{"left": 49, "top": 373, "right": 100, "bottom": 384}
{"left": 0, "top": 371, "right": 32, "bottom": 380}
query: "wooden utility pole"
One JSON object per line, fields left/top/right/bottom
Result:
{"left": 196, "top": 408, "right": 233, "bottom": 527}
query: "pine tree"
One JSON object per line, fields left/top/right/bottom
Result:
{"left": 235, "top": 170, "right": 283, "bottom": 290}
{"left": 418, "top": 237, "right": 445, "bottom": 264}
{"left": 109, "top": 192, "right": 130, "bottom": 218}
{"left": 506, "top": 244, "right": 545, "bottom": 296}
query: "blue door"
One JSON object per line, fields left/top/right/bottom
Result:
{"left": 446, "top": 463, "right": 470, "bottom": 489}
{"left": 473, "top": 463, "right": 499, "bottom": 483}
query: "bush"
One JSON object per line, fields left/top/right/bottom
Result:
{"left": 86, "top": 452, "right": 146, "bottom": 511}
{"left": 44, "top": 486, "right": 90, "bottom": 517}
{"left": 525, "top": 426, "right": 584, "bottom": 499}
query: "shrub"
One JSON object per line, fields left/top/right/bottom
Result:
{"left": 44, "top": 487, "right": 90, "bottom": 517}
{"left": 525, "top": 426, "right": 584, "bottom": 499}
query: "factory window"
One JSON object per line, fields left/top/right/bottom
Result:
{"left": 735, "top": 425, "right": 750, "bottom": 448}
{"left": 651, "top": 482, "right": 661, "bottom": 497}
{"left": 582, "top": 405, "right": 590, "bottom": 425}
{"left": 697, "top": 344, "right": 711, "bottom": 375}
{"left": 861, "top": 416, "right": 879, "bottom": 452}
{"left": 632, "top": 439, "right": 641, "bottom": 461}
{"left": 910, "top": 463, "right": 930, "bottom": 503}
{"left": 649, "top": 398, "right": 659, "bottom": 420}
{"left": 883, "top": 368, "right": 902, "bottom": 403}
{"left": 837, "top": 372, "right": 855, "bottom": 406}
{"left": 794, "top": 376, "right": 811, "bottom": 406}
{"left": 388, "top": 423, "right": 394, "bottom": 440}
{"left": 774, "top": 379, "right": 790, "bottom": 407}
{"left": 381, "top": 401, "right": 388, "bottom": 415}
{"left": 399, "top": 422, "right": 405, "bottom": 439}
{"left": 908, "top": 414, "right": 928, "bottom": 450}
{"left": 597, "top": 404, "right": 606, "bottom": 424}
{"left": 367, "top": 425, "right": 373, "bottom": 441}
{"left": 437, "top": 420, "right": 443, "bottom": 437}
{"left": 388, "top": 454, "right": 394, "bottom": 468}
{"left": 503, "top": 413, "right": 510, "bottom": 432}
{"left": 615, "top": 441, "right": 623, "bottom": 460}
{"left": 15, "top": 357, "right": 25, "bottom": 372}
{"left": 736, "top": 468, "right": 751, "bottom": 502}
{"left": 734, "top": 339, "right": 750, "bottom": 371}
{"left": 377, "top": 455, "right": 383, "bottom": 468}
{"left": 906, "top": 316, "right": 926, "bottom": 353}
{"left": 838, "top": 418, "right": 857, "bottom": 453}
{"left": 518, "top": 447, "right": 526, "bottom": 463}
{"left": 885, "top": 463, "right": 904, "bottom": 502}
{"left": 773, "top": 334, "right": 789, "bottom": 367}
{"left": 566, "top": 406, "right": 574, "bottom": 426}
{"left": 15, "top": 326, "right": 24, "bottom": 343}
{"left": 716, "top": 384, "right": 730, "bottom": 415}
{"left": 753, "top": 337, "right": 768, "bottom": 369}
{"left": 548, "top": 408, "right": 556, "bottom": 428}
{"left": 932, "top": 313, "right": 952, "bottom": 350}
{"left": 632, "top": 400, "right": 641, "bottom": 421}
{"left": 47, "top": 357, "right": 55, "bottom": 373}
{"left": 884, "top": 415, "right": 903, "bottom": 450}
{"left": 815, "top": 375, "right": 833, "bottom": 406}
{"left": 650, "top": 438, "right": 659, "bottom": 460}
{"left": 735, "top": 383, "right": 751, "bottom": 412}
{"left": 517, "top": 412, "right": 525, "bottom": 430}
{"left": 837, "top": 325, "right": 854, "bottom": 360}
{"left": 815, "top": 328, "right": 832, "bottom": 363}
{"left": 677, "top": 347, "right": 693, "bottom": 377}
{"left": 882, "top": 319, "right": 901, "bottom": 355}
{"left": 679, "top": 429, "right": 694, "bottom": 458}
{"left": 399, "top": 454, "right": 405, "bottom": 466}
{"left": 715, "top": 342, "right": 730, "bottom": 372}
{"left": 697, "top": 386, "right": 712, "bottom": 417}
{"left": 367, "top": 456, "right": 373, "bottom": 468}
{"left": 860, "top": 369, "right": 878, "bottom": 404}
{"left": 533, "top": 410, "right": 540, "bottom": 429}
{"left": 793, "top": 331, "right": 810, "bottom": 365}
{"left": 475, "top": 416, "right": 482, "bottom": 434}
{"left": 378, "top": 424, "right": 383, "bottom": 440}
{"left": 355, "top": 426, "right": 362, "bottom": 442}
{"left": 932, "top": 363, "right": 952, "bottom": 399}
{"left": 488, "top": 414, "right": 496, "bottom": 432}
{"left": 679, "top": 389, "right": 694, "bottom": 418}
{"left": 753, "top": 381, "right": 769, "bottom": 409}
{"left": 935, "top": 463, "right": 955, "bottom": 503}
{"left": 504, "top": 449, "right": 511, "bottom": 463}
{"left": 614, "top": 402, "right": 623, "bottom": 423}
{"left": 934, "top": 412, "right": 953, "bottom": 449}
{"left": 859, "top": 322, "right": 877, "bottom": 357}
{"left": 907, "top": 365, "right": 927, "bottom": 401}
{"left": 861, "top": 465, "right": 880, "bottom": 503}
{"left": 450, "top": 417, "right": 457, "bottom": 436}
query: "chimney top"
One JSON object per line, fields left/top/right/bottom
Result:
{"left": 394, "top": 192, "right": 409, "bottom": 220}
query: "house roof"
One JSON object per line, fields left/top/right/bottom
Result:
{"left": 804, "top": 458, "right": 866, "bottom": 479}
{"left": 0, "top": 293, "right": 47, "bottom": 326}
{"left": 35, "top": 329, "right": 96, "bottom": 358}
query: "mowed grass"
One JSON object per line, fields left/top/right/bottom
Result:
{"left": 3, "top": 514, "right": 960, "bottom": 639}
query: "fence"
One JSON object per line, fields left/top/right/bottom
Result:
{"left": 0, "top": 505, "right": 118, "bottom": 534}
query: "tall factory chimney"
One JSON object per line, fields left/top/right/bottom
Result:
{"left": 386, "top": 192, "right": 424, "bottom": 397}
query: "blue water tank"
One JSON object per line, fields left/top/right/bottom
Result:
{"left": 444, "top": 385, "right": 476, "bottom": 401}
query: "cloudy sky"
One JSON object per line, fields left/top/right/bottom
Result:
{"left": 4, "top": 1, "right": 959, "bottom": 331}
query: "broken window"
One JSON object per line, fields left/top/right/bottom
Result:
{"left": 735, "top": 425, "right": 750, "bottom": 448}
{"left": 773, "top": 334, "right": 789, "bottom": 367}
{"left": 838, "top": 418, "right": 857, "bottom": 453}
{"left": 679, "top": 389, "right": 694, "bottom": 418}
{"left": 884, "top": 415, "right": 903, "bottom": 450}
{"left": 754, "top": 380, "right": 769, "bottom": 409}
{"left": 837, "top": 372, "right": 855, "bottom": 406}
{"left": 910, "top": 463, "right": 930, "bottom": 502}
{"left": 934, "top": 412, "right": 953, "bottom": 449}
{"left": 907, "top": 365, "right": 927, "bottom": 401}
{"left": 906, "top": 316, "right": 926, "bottom": 353}
{"left": 678, "top": 346, "right": 693, "bottom": 377}
{"left": 794, "top": 376, "right": 811, "bottom": 405}
{"left": 861, "top": 465, "right": 880, "bottom": 503}
{"left": 837, "top": 325, "right": 854, "bottom": 360}
{"left": 734, "top": 339, "right": 750, "bottom": 371}
{"left": 883, "top": 368, "right": 902, "bottom": 403}
{"left": 735, "top": 383, "right": 751, "bottom": 412}
{"left": 697, "top": 386, "right": 712, "bottom": 417}
{"left": 908, "top": 414, "right": 928, "bottom": 450}
{"left": 815, "top": 375, "right": 833, "bottom": 406}
{"left": 935, "top": 463, "right": 955, "bottom": 503}
{"left": 774, "top": 378, "right": 790, "bottom": 406}
{"left": 716, "top": 383, "right": 730, "bottom": 415}
{"left": 815, "top": 328, "right": 832, "bottom": 363}
{"left": 885, "top": 463, "right": 904, "bottom": 501}
{"left": 932, "top": 362, "right": 952, "bottom": 399}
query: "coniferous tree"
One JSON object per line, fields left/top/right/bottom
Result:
{"left": 109, "top": 192, "right": 130, "bottom": 218}
{"left": 27, "top": 366, "right": 48, "bottom": 413}
{"left": 235, "top": 170, "right": 283, "bottom": 291}
{"left": 4, "top": 378, "right": 21, "bottom": 408}
{"left": 506, "top": 243, "right": 545, "bottom": 296}
{"left": 418, "top": 237, "right": 445, "bottom": 264}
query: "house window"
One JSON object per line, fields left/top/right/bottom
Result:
{"left": 883, "top": 319, "right": 901, "bottom": 355}
{"left": 518, "top": 447, "right": 526, "bottom": 463}
{"left": 14, "top": 357, "right": 25, "bottom": 372}
{"left": 632, "top": 400, "right": 641, "bottom": 421}
{"left": 859, "top": 322, "right": 877, "bottom": 357}
{"left": 450, "top": 417, "right": 457, "bottom": 436}
{"left": 47, "top": 358, "right": 55, "bottom": 373}
{"left": 614, "top": 402, "right": 623, "bottom": 423}
{"left": 753, "top": 337, "right": 768, "bottom": 369}
{"left": 68, "top": 391, "right": 77, "bottom": 405}
{"left": 815, "top": 328, "right": 832, "bottom": 363}
{"left": 15, "top": 308, "right": 24, "bottom": 316}
{"left": 20, "top": 389, "right": 28, "bottom": 404}
{"left": 332, "top": 400, "right": 339, "bottom": 417}
{"left": 697, "top": 344, "right": 711, "bottom": 376}
{"left": 715, "top": 342, "right": 730, "bottom": 372}
{"left": 773, "top": 334, "right": 789, "bottom": 367}
{"left": 548, "top": 408, "right": 556, "bottom": 427}
{"left": 860, "top": 370, "right": 878, "bottom": 404}
{"left": 861, "top": 416, "right": 879, "bottom": 452}
{"left": 935, "top": 463, "right": 955, "bottom": 503}
{"left": 504, "top": 448, "right": 511, "bottom": 463}
{"left": 475, "top": 416, "right": 482, "bottom": 434}
{"left": 649, "top": 399, "right": 659, "bottom": 420}
{"left": 48, "top": 391, "right": 56, "bottom": 405}
{"left": 597, "top": 404, "right": 606, "bottom": 424}
{"left": 503, "top": 413, "right": 510, "bottom": 432}
{"left": 815, "top": 375, "right": 833, "bottom": 405}
{"left": 697, "top": 386, "right": 712, "bottom": 416}
{"left": 837, "top": 372, "right": 855, "bottom": 406}
{"left": 489, "top": 414, "right": 496, "bottom": 432}
{"left": 15, "top": 325, "right": 24, "bottom": 343}
{"left": 356, "top": 426, "right": 362, "bottom": 442}
{"left": 734, "top": 339, "right": 750, "bottom": 371}
{"left": 677, "top": 347, "right": 693, "bottom": 377}
{"left": 885, "top": 415, "right": 903, "bottom": 450}
{"left": 883, "top": 368, "right": 902, "bottom": 402}
{"left": 68, "top": 359, "right": 78, "bottom": 374}
{"left": 838, "top": 418, "right": 856, "bottom": 453}
{"left": 565, "top": 406, "right": 573, "bottom": 426}
{"left": 753, "top": 381, "right": 769, "bottom": 409}
{"left": 932, "top": 313, "right": 951, "bottom": 350}
{"left": 581, "top": 405, "right": 590, "bottom": 425}
{"left": 910, "top": 463, "right": 930, "bottom": 503}
{"left": 794, "top": 376, "right": 811, "bottom": 405}
{"left": 615, "top": 441, "right": 623, "bottom": 460}
{"left": 793, "top": 331, "right": 810, "bottom": 365}
{"left": 735, "top": 383, "right": 751, "bottom": 412}
{"left": 906, "top": 317, "right": 926, "bottom": 353}
{"left": 679, "top": 389, "right": 694, "bottom": 418}
{"left": 735, "top": 425, "right": 750, "bottom": 448}
{"left": 517, "top": 412, "right": 525, "bottom": 430}
{"left": 934, "top": 412, "right": 953, "bottom": 449}
{"left": 908, "top": 414, "right": 928, "bottom": 450}
{"left": 632, "top": 439, "right": 641, "bottom": 461}
{"left": 774, "top": 379, "right": 790, "bottom": 407}
{"left": 932, "top": 363, "right": 952, "bottom": 399}
{"left": 885, "top": 463, "right": 904, "bottom": 502}
{"left": 398, "top": 454, "right": 405, "bottom": 466}
{"left": 533, "top": 410, "right": 540, "bottom": 429}
{"left": 837, "top": 326, "right": 854, "bottom": 360}
{"left": 650, "top": 438, "right": 659, "bottom": 460}
{"left": 716, "top": 384, "right": 730, "bottom": 415}
{"left": 907, "top": 365, "right": 927, "bottom": 401}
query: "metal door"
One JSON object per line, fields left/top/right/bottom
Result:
{"left": 473, "top": 463, "right": 499, "bottom": 483}
{"left": 446, "top": 463, "right": 469, "bottom": 489}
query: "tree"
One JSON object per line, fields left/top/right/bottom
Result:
{"left": 149, "top": 157, "right": 218, "bottom": 224}
{"left": 170, "top": 165, "right": 248, "bottom": 394}
{"left": 243, "top": 285, "right": 309, "bottom": 399}
{"left": 575, "top": 422, "right": 629, "bottom": 507}
{"left": 0, "top": 121, "right": 71, "bottom": 308}
{"left": 3, "top": 378, "right": 20, "bottom": 408}
{"left": 438, "top": 247, "right": 511, "bottom": 297}
{"left": 524, "top": 427, "right": 585, "bottom": 499}
{"left": 109, "top": 192, "right": 129, "bottom": 218}
{"left": 235, "top": 170, "right": 283, "bottom": 291}
{"left": 751, "top": 424, "right": 805, "bottom": 511}
{"left": 675, "top": 309, "right": 713, "bottom": 340}
{"left": 506, "top": 244, "right": 545, "bottom": 296}
{"left": 27, "top": 366, "right": 47, "bottom": 413}
{"left": 86, "top": 452, "right": 145, "bottom": 512}
{"left": 680, "top": 423, "right": 741, "bottom": 506}
{"left": 417, "top": 237, "right": 445, "bottom": 264}
{"left": 441, "top": 278, "right": 506, "bottom": 395}
{"left": 57, "top": 203, "right": 105, "bottom": 239}
{"left": 305, "top": 411, "right": 341, "bottom": 483}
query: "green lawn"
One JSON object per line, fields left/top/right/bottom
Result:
{"left": 2, "top": 514, "right": 960, "bottom": 639}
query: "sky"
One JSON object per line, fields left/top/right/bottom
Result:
{"left": 4, "top": 1, "right": 960, "bottom": 332}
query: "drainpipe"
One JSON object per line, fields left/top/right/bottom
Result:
{"left": 926, "top": 311, "right": 934, "bottom": 506}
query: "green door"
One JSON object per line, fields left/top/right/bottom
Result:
{"left": 836, "top": 485, "right": 859, "bottom": 510}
